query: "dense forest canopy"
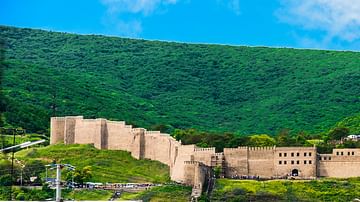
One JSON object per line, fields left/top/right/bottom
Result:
{"left": 0, "top": 26, "right": 359, "bottom": 134}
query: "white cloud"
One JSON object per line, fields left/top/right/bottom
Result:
{"left": 228, "top": 0, "right": 240, "bottom": 15}
{"left": 217, "top": 0, "right": 241, "bottom": 15}
{"left": 101, "top": 0, "right": 179, "bottom": 37}
{"left": 101, "top": 0, "right": 179, "bottom": 16}
{"left": 115, "top": 20, "right": 143, "bottom": 37}
{"left": 277, "top": 0, "right": 360, "bottom": 43}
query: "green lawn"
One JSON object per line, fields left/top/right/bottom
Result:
{"left": 119, "top": 184, "right": 192, "bottom": 202}
{"left": 211, "top": 178, "right": 360, "bottom": 201}
{"left": 63, "top": 189, "right": 113, "bottom": 201}
{"left": 15, "top": 144, "right": 170, "bottom": 183}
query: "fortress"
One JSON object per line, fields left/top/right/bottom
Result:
{"left": 50, "top": 116, "right": 360, "bottom": 191}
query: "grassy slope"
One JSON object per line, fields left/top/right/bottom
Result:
{"left": 15, "top": 144, "right": 170, "bottom": 183}
{"left": 1, "top": 26, "right": 360, "bottom": 135}
{"left": 211, "top": 179, "right": 360, "bottom": 201}
{"left": 0, "top": 133, "right": 47, "bottom": 149}
{"left": 119, "top": 185, "right": 192, "bottom": 202}
{"left": 62, "top": 189, "right": 113, "bottom": 201}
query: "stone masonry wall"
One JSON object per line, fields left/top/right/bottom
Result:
{"left": 318, "top": 149, "right": 360, "bottom": 177}
{"left": 223, "top": 147, "right": 248, "bottom": 177}
{"left": 50, "top": 117, "right": 65, "bottom": 144}
{"left": 106, "top": 121, "right": 133, "bottom": 151}
{"left": 274, "top": 147, "right": 317, "bottom": 178}
{"left": 50, "top": 116, "right": 360, "bottom": 189}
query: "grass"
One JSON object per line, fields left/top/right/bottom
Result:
{"left": 211, "top": 178, "right": 360, "bottom": 201}
{"left": 63, "top": 189, "right": 113, "bottom": 201}
{"left": 15, "top": 143, "right": 170, "bottom": 183}
{"left": 119, "top": 184, "right": 192, "bottom": 202}
{"left": 0, "top": 133, "right": 47, "bottom": 149}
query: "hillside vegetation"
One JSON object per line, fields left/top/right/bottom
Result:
{"left": 211, "top": 179, "right": 360, "bottom": 201}
{"left": 15, "top": 144, "right": 170, "bottom": 183}
{"left": 1, "top": 26, "right": 360, "bottom": 134}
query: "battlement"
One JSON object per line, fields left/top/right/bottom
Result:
{"left": 248, "top": 146, "right": 274, "bottom": 151}
{"left": 275, "top": 147, "right": 315, "bottom": 151}
{"left": 82, "top": 119, "right": 101, "bottom": 122}
{"left": 224, "top": 147, "right": 241, "bottom": 151}
{"left": 65, "top": 116, "right": 84, "bottom": 119}
{"left": 51, "top": 115, "right": 360, "bottom": 189}
{"left": 107, "top": 120, "right": 126, "bottom": 125}
{"left": 51, "top": 117, "right": 66, "bottom": 120}
{"left": 132, "top": 128, "right": 145, "bottom": 132}
{"left": 145, "top": 131, "right": 161, "bottom": 134}
{"left": 124, "top": 125, "right": 133, "bottom": 129}
{"left": 194, "top": 147, "right": 216, "bottom": 152}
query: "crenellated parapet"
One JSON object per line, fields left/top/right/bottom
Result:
{"left": 50, "top": 116, "right": 360, "bottom": 191}
{"left": 194, "top": 147, "right": 216, "bottom": 152}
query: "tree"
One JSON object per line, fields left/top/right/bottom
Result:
{"left": 66, "top": 166, "right": 92, "bottom": 185}
{"left": 248, "top": 134, "right": 276, "bottom": 147}
{"left": 0, "top": 174, "right": 13, "bottom": 186}
{"left": 328, "top": 127, "right": 350, "bottom": 141}
{"left": 276, "top": 129, "right": 291, "bottom": 146}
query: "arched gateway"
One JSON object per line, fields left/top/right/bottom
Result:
{"left": 291, "top": 169, "right": 299, "bottom": 176}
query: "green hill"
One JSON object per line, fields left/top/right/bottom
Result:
{"left": 211, "top": 179, "right": 360, "bottom": 201}
{"left": 331, "top": 113, "right": 360, "bottom": 135}
{"left": 1, "top": 26, "right": 359, "bottom": 134}
{"left": 15, "top": 144, "right": 170, "bottom": 183}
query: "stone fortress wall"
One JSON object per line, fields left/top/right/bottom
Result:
{"left": 50, "top": 116, "right": 360, "bottom": 190}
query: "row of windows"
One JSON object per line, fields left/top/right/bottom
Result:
{"left": 319, "top": 156, "right": 332, "bottom": 161}
{"left": 336, "top": 151, "right": 355, "bottom": 156}
{"left": 279, "top": 152, "right": 312, "bottom": 157}
{"left": 278, "top": 160, "right": 312, "bottom": 165}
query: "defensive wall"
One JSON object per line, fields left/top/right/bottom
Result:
{"left": 50, "top": 116, "right": 360, "bottom": 191}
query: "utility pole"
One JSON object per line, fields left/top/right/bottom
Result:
{"left": 55, "top": 164, "right": 61, "bottom": 202}
{"left": 47, "top": 163, "right": 75, "bottom": 202}
{"left": 46, "top": 166, "right": 48, "bottom": 182}
{"left": 20, "top": 168, "right": 23, "bottom": 186}
{"left": 10, "top": 128, "right": 16, "bottom": 200}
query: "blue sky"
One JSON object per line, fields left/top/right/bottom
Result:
{"left": 1, "top": 0, "right": 360, "bottom": 51}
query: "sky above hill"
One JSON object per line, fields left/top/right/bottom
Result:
{"left": 1, "top": 0, "right": 360, "bottom": 51}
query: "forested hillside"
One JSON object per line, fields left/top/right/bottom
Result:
{"left": 0, "top": 26, "right": 359, "bottom": 134}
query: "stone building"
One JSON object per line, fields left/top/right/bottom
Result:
{"left": 50, "top": 116, "right": 360, "bottom": 191}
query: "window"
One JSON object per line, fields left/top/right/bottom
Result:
{"left": 324, "top": 157, "right": 327, "bottom": 160}
{"left": 329, "top": 157, "right": 331, "bottom": 160}
{"left": 304, "top": 160, "right": 307, "bottom": 164}
{"left": 319, "top": 157, "right": 322, "bottom": 160}
{"left": 309, "top": 160, "right": 312, "bottom": 164}
{"left": 297, "top": 153, "right": 300, "bottom": 157}
{"left": 309, "top": 152, "right": 312, "bottom": 156}
{"left": 348, "top": 152, "right": 350, "bottom": 155}
{"left": 291, "top": 160, "right": 294, "bottom": 165}
{"left": 291, "top": 153, "right": 294, "bottom": 157}
{"left": 341, "top": 152, "right": 343, "bottom": 156}
{"left": 304, "top": 152, "right": 307, "bottom": 157}
{"left": 297, "top": 160, "right": 299, "bottom": 164}
{"left": 279, "top": 153, "right": 282, "bottom": 157}
{"left": 284, "top": 161, "right": 287, "bottom": 165}
{"left": 279, "top": 161, "right": 282, "bottom": 165}
{"left": 352, "top": 152, "right": 355, "bottom": 155}
{"left": 284, "top": 153, "right": 287, "bottom": 157}
{"left": 336, "top": 152, "right": 339, "bottom": 155}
